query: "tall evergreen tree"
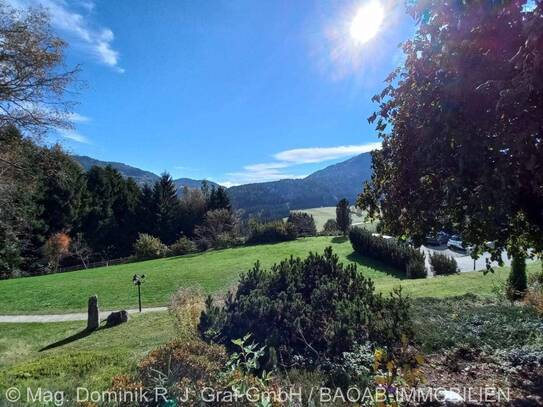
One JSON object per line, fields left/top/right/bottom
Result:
{"left": 336, "top": 198, "right": 351, "bottom": 236}
{"left": 136, "top": 184, "right": 157, "bottom": 236}
{"left": 153, "top": 173, "right": 181, "bottom": 244}
{"left": 82, "top": 166, "right": 139, "bottom": 258}
{"left": 207, "top": 186, "right": 231, "bottom": 211}
{"left": 38, "top": 146, "right": 87, "bottom": 234}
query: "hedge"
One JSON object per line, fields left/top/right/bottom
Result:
{"left": 349, "top": 227, "right": 426, "bottom": 279}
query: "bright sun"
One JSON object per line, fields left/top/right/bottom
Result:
{"left": 350, "top": 1, "right": 385, "bottom": 44}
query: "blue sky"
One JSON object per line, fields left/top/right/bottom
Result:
{"left": 10, "top": 0, "right": 415, "bottom": 186}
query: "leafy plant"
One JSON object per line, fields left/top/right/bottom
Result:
{"left": 322, "top": 219, "right": 339, "bottom": 235}
{"left": 226, "top": 335, "right": 273, "bottom": 397}
{"left": 133, "top": 233, "right": 168, "bottom": 259}
{"left": 430, "top": 253, "right": 459, "bottom": 275}
{"left": 169, "top": 235, "right": 196, "bottom": 256}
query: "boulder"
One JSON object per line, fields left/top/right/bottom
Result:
{"left": 105, "top": 310, "right": 129, "bottom": 327}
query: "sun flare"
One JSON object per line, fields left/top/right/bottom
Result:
{"left": 350, "top": 1, "right": 385, "bottom": 44}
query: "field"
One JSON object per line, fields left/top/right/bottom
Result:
{"left": 1, "top": 236, "right": 541, "bottom": 400}
{"left": 1, "top": 236, "right": 540, "bottom": 315}
{"left": 287, "top": 206, "right": 375, "bottom": 231}
{"left": 0, "top": 312, "right": 177, "bottom": 397}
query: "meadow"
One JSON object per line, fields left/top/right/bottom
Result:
{"left": 1, "top": 236, "right": 539, "bottom": 315}
{"left": 0, "top": 312, "right": 177, "bottom": 398}
{"left": 1, "top": 236, "right": 541, "bottom": 400}
{"left": 287, "top": 206, "right": 373, "bottom": 231}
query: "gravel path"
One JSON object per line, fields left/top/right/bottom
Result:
{"left": 0, "top": 306, "right": 167, "bottom": 323}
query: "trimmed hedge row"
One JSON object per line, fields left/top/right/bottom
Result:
{"left": 349, "top": 227, "right": 426, "bottom": 279}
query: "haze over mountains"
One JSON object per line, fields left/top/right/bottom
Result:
{"left": 73, "top": 152, "right": 374, "bottom": 218}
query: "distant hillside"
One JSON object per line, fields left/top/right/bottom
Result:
{"left": 173, "top": 178, "right": 219, "bottom": 191}
{"left": 228, "top": 152, "right": 373, "bottom": 218}
{"left": 72, "top": 152, "right": 373, "bottom": 217}
{"left": 73, "top": 155, "right": 160, "bottom": 185}
{"left": 72, "top": 155, "right": 218, "bottom": 191}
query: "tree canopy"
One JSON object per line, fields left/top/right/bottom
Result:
{"left": 360, "top": 0, "right": 543, "bottom": 262}
{"left": 0, "top": 2, "right": 79, "bottom": 135}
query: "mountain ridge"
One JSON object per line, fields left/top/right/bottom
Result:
{"left": 72, "top": 155, "right": 219, "bottom": 191}
{"left": 72, "top": 152, "right": 374, "bottom": 218}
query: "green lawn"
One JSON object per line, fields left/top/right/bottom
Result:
{"left": 286, "top": 206, "right": 374, "bottom": 231}
{"left": 0, "top": 236, "right": 539, "bottom": 314}
{"left": 0, "top": 312, "right": 177, "bottom": 397}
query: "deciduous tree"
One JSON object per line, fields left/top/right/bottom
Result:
{"left": 0, "top": 3, "right": 79, "bottom": 135}
{"left": 360, "top": 1, "right": 542, "bottom": 278}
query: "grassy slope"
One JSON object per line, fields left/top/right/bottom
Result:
{"left": 0, "top": 312, "right": 177, "bottom": 395}
{"left": 0, "top": 236, "right": 540, "bottom": 314}
{"left": 287, "top": 207, "right": 371, "bottom": 231}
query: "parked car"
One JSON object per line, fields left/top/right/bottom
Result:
{"left": 447, "top": 235, "right": 471, "bottom": 253}
{"left": 425, "top": 231, "right": 450, "bottom": 246}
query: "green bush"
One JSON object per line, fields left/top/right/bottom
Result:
{"left": 200, "top": 247, "right": 412, "bottom": 365}
{"left": 287, "top": 212, "right": 317, "bottom": 237}
{"left": 406, "top": 256, "right": 427, "bottom": 279}
{"left": 169, "top": 235, "right": 197, "bottom": 256}
{"left": 349, "top": 227, "right": 426, "bottom": 279}
{"left": 322, "top": 219, "right": 339, "bottom": 235}
{"left": 430, "top": 253, "right": 459, "bottom": 275}
{"left": 507, "top": 254, "right": 528, "bottom": 301}
{"left": 246, "top": 221, "right": 297, "bottom": 244}
{"left": 133, "top": 233, "right": 168, "bottom": 259}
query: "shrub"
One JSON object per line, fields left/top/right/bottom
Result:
{"left": 349, "top": 227, "right": 426, "bottom": 279}
{"left": 137, "top": 339, "right": 228, "bottom": 402}
{"left": 213, "top": 232, "right": 245, "bottom": 249}
{"left": 43, "top": 232, "right": 71, "bottom": 271}
{"left": 507, "top": 254, "right": 528, "bottom": 301}
{"left": 322, "top": 219, "right": 339, "bottom": 235}
{"left": 194, "top": 209, "right": 240, "bottom": 249}
{"left": 430, "top": 253, "right": 459, "bottom": 275}
{"left": 246, "top": 220, "right": 297, "bottom": 244}
{"left": 133, "top": 233, "right": 168, "bottom": 260}
{"left": 200, "top": 247, "right": 412, "bottom": 365}
{"left": 169, "top": 287, "right": 205, "bottom": 338}
{"left": 524, "top": 288, "right": 543, "bottom": 316}
{"left": 287, "top": 212, "right": 317, "bottom": 237}
{"left": 406, "top": 256, "right": 427, "bottom": 279}
{"left": 169, "top": 235, "right": 196, "bottom": 256}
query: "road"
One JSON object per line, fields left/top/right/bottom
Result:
{"left": 421, "top": 244, "right": 512, "bottom": 273}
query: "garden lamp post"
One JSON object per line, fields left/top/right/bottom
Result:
{"left": 132, "top": 274, "right": 145, "bottom": 312}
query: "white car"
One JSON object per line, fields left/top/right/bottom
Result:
{"left": 447, "top": 235, "right": 471, "bottom": 253}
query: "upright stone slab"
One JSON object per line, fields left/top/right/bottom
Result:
{"left": 87, "top": 295, "right": 99, "bottom": 331}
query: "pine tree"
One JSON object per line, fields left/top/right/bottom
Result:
{"left": 137, "top": 184, "right": 157, "bottom": 235}
{"left": 208, "top": 186, "right": 231, "bottom": 211}
{"left": 336, "top": 198, "right": 351, "bottom": 236}
{"left": 153, "top": 173, "right": 181, "bottom": 244}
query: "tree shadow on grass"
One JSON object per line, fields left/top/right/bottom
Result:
{"left": 346, "top": 252, "right": 406, "bottom": 280}
{"left": 331, "top": 236, "right": 349, "bottom": 244}
{"left": 39, "top": 323, "right": 115, "bottom": 352}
